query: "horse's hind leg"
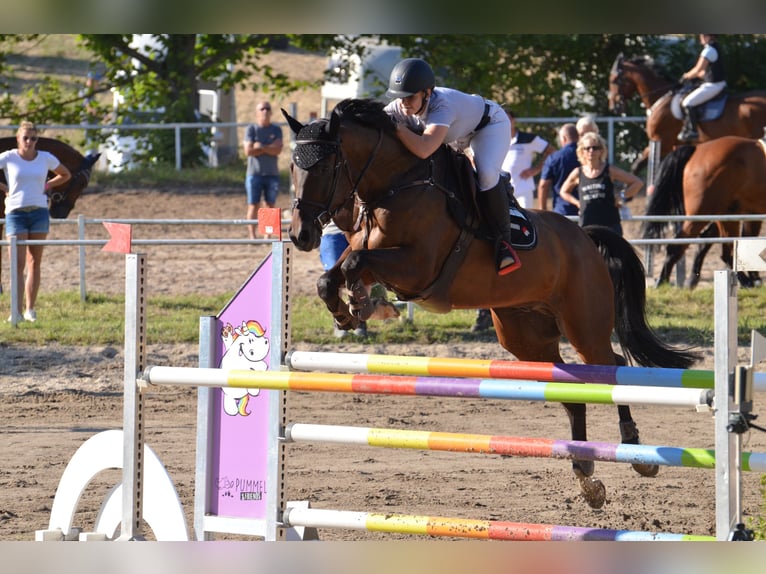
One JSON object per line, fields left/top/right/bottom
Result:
{"left": 493, "top": 308, "right": 605, "bottom": 509}
{"left": 611, "top": 355, "right": 660, "bottom": 478}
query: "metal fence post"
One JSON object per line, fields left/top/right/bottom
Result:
{"left": 175, "top": 126, "right": 182, "bottom": 171}
{"left": 78, "top": 214, "right": 87, "bottom": 301}
{"left": 9, "top": 236, "right": 19, "bottom": 326}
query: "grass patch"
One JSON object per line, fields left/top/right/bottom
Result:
{"left": 3, "top": 284, "right": 766, "bottom": 349}
{"left": 90, "top": 163, "right": 248, "bottom": 190}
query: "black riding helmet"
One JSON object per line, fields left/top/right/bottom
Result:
{"left": 386, "top": 58, "right": 435, "bottom": 99}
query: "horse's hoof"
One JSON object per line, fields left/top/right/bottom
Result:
{"left": 632, "top": 463, "right": 660, "bottom": 477}
{"left": 578, "top": 477, "right": 606, "bottom": 509}
{"left": 572, "top": 459, "right": 594, "bottom": 479}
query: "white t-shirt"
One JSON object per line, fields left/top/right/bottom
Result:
{"left": 501, "top": 132, "right": 549, "bottom": 199}
{"left": 384, "top": 87, "right": 486, "bottom": 146}
{"left": 0, "top": 149, "right": 60, "bottom": 212}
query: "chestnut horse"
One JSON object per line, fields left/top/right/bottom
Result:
{"left": 642, "top": 135, "right": 766, "bottom": 288}
{"left": 608, "top": 53, "right": 766, "bottom": 174}
{"left": 283, "top": 99, "right": 699, "bottom": 509}
{"left": 0, "top": 136, "right": 100, "bottom": 291}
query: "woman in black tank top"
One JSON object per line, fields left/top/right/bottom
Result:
{"left": 558, "top": 133, "right": 644, "bottom": 236}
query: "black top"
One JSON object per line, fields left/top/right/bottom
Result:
{"left": 578, "top": 163, "right": 620, "bottom": 228}
{"left": 704, "top": 41, "right": 726, "bottom": 84}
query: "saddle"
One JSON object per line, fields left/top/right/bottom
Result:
{"left": 394, "top": 147, "right": 537, "bottom": 312}
{"left": 445, "top": 149, "right": 537, "bottom": 250}
{"left": 670, "top": 88, "right": 728, "bottom": 122}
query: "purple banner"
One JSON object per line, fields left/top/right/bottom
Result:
{"left": 209, "top": 254, "right": 273, "bottom": 519}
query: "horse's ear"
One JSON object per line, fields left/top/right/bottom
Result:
{"left": 281, "top": 109, "right": 304, "bottom": 136}
{"left": 611, "top": 52, "right": 624, "bottom": 74}
{"left": 328, "top": 109, "right": 341, "bottom": 138}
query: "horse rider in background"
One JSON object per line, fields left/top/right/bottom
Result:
{"left": 678, "top": 34, "right": 726, "bottom": 142}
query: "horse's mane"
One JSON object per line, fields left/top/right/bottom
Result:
{"left": 626, "top": 55, "right": 675, "bottom": 83}
{"left": 333, "top": 98, "right": 397, "bottom": 134}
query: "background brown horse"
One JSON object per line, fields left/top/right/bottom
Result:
{"left": 642, "top": 136, "right": 766, "bottom": 288}
{"left": 608, "top": 53, "right": 766, "bottom": 174}
{"left": 284, "top": 99, "right": 699, "bottom": 509}
{"left": 0, "top": 136, "right": 100, "bottom": 292}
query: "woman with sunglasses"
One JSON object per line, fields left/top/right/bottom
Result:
{"left": 558, "top": 132, "right": 642, "bottom": 237}
{"left": 0, "top": 121, "right": 71, "bottom": 322}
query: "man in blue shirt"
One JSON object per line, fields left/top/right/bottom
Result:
{"left": 537, "top": 123, "right": 579, "bottom": 216}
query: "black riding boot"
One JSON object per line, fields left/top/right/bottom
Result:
{"left": 678, "top": 106, "right": 699, "bottom": 142}
{"left": 477, "top": 181, "right": 522, "bottom": 276}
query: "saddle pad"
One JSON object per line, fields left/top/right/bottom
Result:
{"left": 508, "top": 203, "right": 537, "bottom": 250}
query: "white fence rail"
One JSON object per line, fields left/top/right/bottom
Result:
{"left": 0, "top": 114, "right": 646, "bottom": 172}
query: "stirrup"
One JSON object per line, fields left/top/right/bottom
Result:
{"left": 496, "top": 240, "right": 522, "bottom": 276}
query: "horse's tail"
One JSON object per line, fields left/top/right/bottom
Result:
{"left": 641, "top": 144, "right": 696, "bottom": 239}
{"left": 585, "top": 225, "right": 700, "bottom": 369}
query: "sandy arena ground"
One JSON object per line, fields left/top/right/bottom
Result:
{"left": 1, "top": 186, "right": 764, "bottom": 542}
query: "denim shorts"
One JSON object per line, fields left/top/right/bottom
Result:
{"left": 4, "top": 207, "right": 50, "bottom": 236}
{"left": 245, "top": 175, "right": 280, "bottom": 206}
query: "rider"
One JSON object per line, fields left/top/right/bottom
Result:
{"left": 383, "top": 58, "right": 521, "bottom": 276}
{"left": 678, "top": 34, "right": 726, "bottom": 142}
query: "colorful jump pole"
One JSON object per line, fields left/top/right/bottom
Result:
{"left": 142, "top": 366, "right": 713, "bottom": 409}
{"left": 285, "top": 350, "right": 766, "bottom": 393}
{"left": 281, "top": 506, "right": 715, "bottom": 541}
{"left": 284, "top": 422, "right": 766, "bottom": 472}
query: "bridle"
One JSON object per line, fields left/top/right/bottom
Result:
{"left": 292, "top": 121, "right": 383, "bottom": 230}
{"left": 610, "top": 59, "right": 678, "bottom": 114}
{"left": 48, "top": 155, "right": 97, "bottom": 205}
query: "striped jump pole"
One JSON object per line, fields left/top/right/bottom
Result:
{"left": 282, "top": 507, "right": 715, "bottom": 541}
{"left": 141, "top": 366, "right": 713, "bottom": 409}
{"left": 284, "top": 422, "right": 766, "bottom": 472}
{"left": 285, "top": 350, "right": 766, "bottom": 392}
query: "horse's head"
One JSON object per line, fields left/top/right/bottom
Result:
{"left": 608, "top": 52, "right": 628, "bottom": 115}
{"left": 284, "top": 99, "right": 398, "bottom": 252}
{"left": 48, "top": 151, "right": 101, "bottom": 219}
{"left": 282, "top": 108, "right": 344, "bottom": 251}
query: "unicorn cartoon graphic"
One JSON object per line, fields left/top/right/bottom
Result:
{"left": 219, "top": 319, "right": 269, "bottom": 416}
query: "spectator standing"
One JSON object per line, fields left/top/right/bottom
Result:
{"left": 558, "top": 132, "right": 643, "bottom": 237}
{"left": 537, "top": 123, "right": 580, "bottom": 216}
{"left": 576, "top": 115, "right": 599, "bottom": 137}
{"left": 1, "top": 121, "right": 71, "bottom": 323}
{"left": 243, "top": 101, "right": 283, "bottom": 240}
{"left": 500, "top": 108, "right": 553, "bottom": 209}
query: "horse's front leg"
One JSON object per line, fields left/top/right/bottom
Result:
{"left": 341, "top": 246, "right": 421, "bottom": 321}
{"left": 316, "top": 263, "right": 361, "bottom": 331}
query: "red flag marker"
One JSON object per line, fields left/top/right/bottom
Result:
{"left": 257, "top": 207, "right": 282, "bottom": 239}
{"left": 102, "top": 222, "right": 133, "bottom": 254}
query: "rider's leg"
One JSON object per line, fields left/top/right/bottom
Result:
{"left": 477, "top": 179, "right": 521, "bottom": 276}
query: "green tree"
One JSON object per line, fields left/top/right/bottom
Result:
{"left": 78, "top": 34, "right": 306, "bottom": 167}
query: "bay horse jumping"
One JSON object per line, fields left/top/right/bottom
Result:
{"left": 283, "top": 99, "right": 699, "bottom": 509}
{"left": 0, "top": 136, "right": 100, "bottom": 291}
{"left": 642, "top": 135, "right": 766, "bottom": 288}
{"left": 608, "top": 53, "right": 766, "bottom": 174}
